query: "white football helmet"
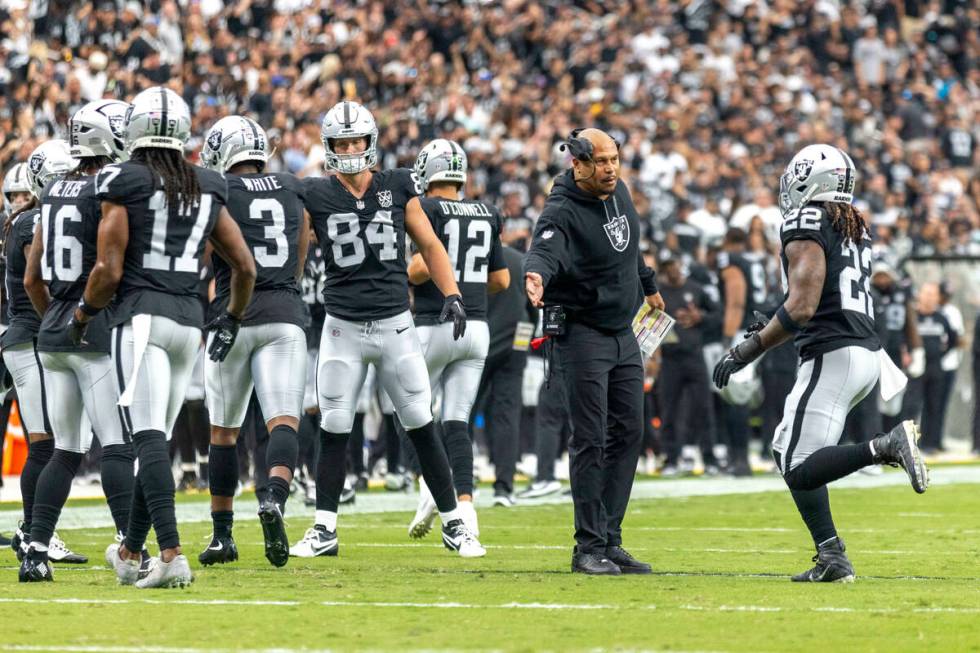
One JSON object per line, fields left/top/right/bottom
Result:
{"left": 2, "top": 163, "right": 32, "bottom": 214}
{"left": 719, "top": 359, "right": 762, "bottom": 408}
{"left": 200, "top": 116, "right": 269, "bottom": 173}
{"left": 320, "top": 100, "right": 378, "bottom": 175}
{"left": 26, "top": 140, "right": 78, "bottom": 198}
{"left": 414, "top": 139, "right": 467, "bottom": 191}
{"left": 778, "top": 144, "right": 857, "bottom": 217}
{"left": 125, "top": 87, "right": 192, "bottom": 153}
{"left": 69, "top": 100, "right": 130, "bottom": 161}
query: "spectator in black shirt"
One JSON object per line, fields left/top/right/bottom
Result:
{"left": 656, "top": 258, "right": 719, "bottom": 473}
{"left": 913, "top": 283, "right": 959, "bottom": 452}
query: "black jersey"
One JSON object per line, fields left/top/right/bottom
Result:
{"left": 304, "top": 168, "right": 420, "bottom": 322}
{"left": 412, "top": 197, "right": 506, "bottom": 325}
{"left": 918, "top": 310, "right": 956, "bottom": 369}
{"left": 37, "top": 176, "right": 111, "bottom": 353}
{"left": 95, "top": 160, "right": 227, "bottom": 328}
{"left": 1, "top": 208, "right": 41, "bottom": 347}
{"left": 779, "top": 205, "right": 880, "bottom": 360}
{"left": 301, "top": 242, "right": 326, "bottom": 347}
{"left": 717, "top": 250, "right": 767, "bottom": 330}
{"left": 210, "top": 172, "right": 306, "bottom": 328}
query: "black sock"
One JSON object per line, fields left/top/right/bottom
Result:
{"left": 124, "top": 478, "right": 151, "bottom": 553}
{"left": 382, "top": 415, "right": 400, "bottom": 472}
{"left": 212, "top": 510, "right": 234, "bottom": 539}
{"left": 267, "top": 425, "right": 298, "bottom": 474}
{"left": 21, "top": 438, "right": 54, "bottom": 527}
{"left": 349, "top": 413, "right": 366, "bottom": 475}
{"left": 406, "top": 421, "right": 456, "bottom": 513}
{"left": 785, "top": 444, "right": 874, "bottom": 491}
{"left": 316, "top": 430, "right": 349, "bottom": 512}
{"left": 442, "top": 420, "right": 473, "bottom": 497}
{"left": 268, "top": 476, "right": 291, "bottom": 507}
{"left": 101, "top": 444, "right": 134, "bottom": 535}
{"left": 789, "top": 486, "right": 838, "bottom": 547}
{"left": 29, "top": 449, "right": 82, "bottom": 547}
{"left": 132, "top": 430, "right": 179, "bottom": 550}
{"left": 208, "top": 443, "right": 239, "bottom": 497}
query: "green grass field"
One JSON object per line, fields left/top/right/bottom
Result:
{"left": 3, "top": 471, "right": 980, "bottom": 653}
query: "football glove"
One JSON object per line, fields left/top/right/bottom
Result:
{"left": 713, "top": 333, "right": 765, "bottom": 389}
{"left": 440, "top": 294, "right": 467, "bottom": 340}
{"left": 206, "top": 312, "right": 241, "bottom": 362}
{"left": 745, "top": 310, "right": 770, "bottom": 336}
{"left": 67, "top": 314, "right": 90, "bottom": 347}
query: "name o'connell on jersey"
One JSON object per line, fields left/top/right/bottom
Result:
{"left": 303, "top": 167, "right": 420, "bottom": 322}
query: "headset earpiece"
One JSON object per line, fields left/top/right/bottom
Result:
{"left": 560, "top": 128, "right": 594, "bottom": 162}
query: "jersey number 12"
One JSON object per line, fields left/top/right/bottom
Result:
{"left": 443, "top": 219, "right": 491, "bottom": 283}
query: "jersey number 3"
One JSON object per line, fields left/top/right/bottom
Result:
{"left": 840, "top": 241, "right": 873, "bottom": 318}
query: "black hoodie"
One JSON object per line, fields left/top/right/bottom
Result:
{"left": 524, "top": 170, "right": 657, "bottom": 333}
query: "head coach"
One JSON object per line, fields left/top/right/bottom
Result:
{"left": 524, "top": 128, "right": 664, "bottom": 575}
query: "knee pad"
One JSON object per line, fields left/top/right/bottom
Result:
{"left": 395, "top": 353, "right": 429, "bottom": 395}
{"left": 208, "top": 443, "right": 239, "bottom": 497}
{"left": 318, "top": 360, "right": 357, "bottom": 432}
{"left": 267, "top": 425, "right": 299, "bottom": 471}
{"left": 320, "top": 408, "right": 356, "bottom": 434}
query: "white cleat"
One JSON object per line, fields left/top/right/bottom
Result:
{"left": 457, "top": 500, "right": 480, "bottom": 538}
{"left": 517, "top": 479, "right": 561, "bottom": 499}
{"left": 48, "top": 532, "right": 88, "bottom": 564}
{"left": 408, "top": 477, "right": 438, "bottom": 539}
{"left": 289, "top": 526, "right": 338, "bottom": 558}
{"left": 105, "top": 543, "right": 140, "bottom": 586}
{"left": 442, "top": 519, "right": 486, "bottom": 558}
{"left": 135, "top": 554, "right": 194, "bottom": 589}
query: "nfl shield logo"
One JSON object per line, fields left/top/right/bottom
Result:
{"left": 355, "top": 200, "right": 365, "bottom": 210}
{"left": 603, "top": 214, "right": 630, "bottom": 252}
{"left": 377, "top": 190, "right": 393, "bottom": 208}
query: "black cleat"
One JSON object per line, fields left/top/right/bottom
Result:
{"left": 11, "top": 523, "right": 26, "bottom": 561}
{"left": 571, "top": 549, "right": 622, "bottom": 576}
{"left": 258, "top": 498, "right": 289, "bottom": 568}
{"left": 19, "top": 547, "right": 53, "bottom": 582}
{"left": 792, "top": 537, "right": 855, "bottom": 583}
{"left": 605, "top": 545, "right": 652, "bottom": 574}
{"left": 872, "top": 420, "right": 928, "bottom": 493}
{"left": 138, "top": 549, "right": 152, "bottom": 581}
{"left": 197, "top": 535, "right": 239, "bottom": 566}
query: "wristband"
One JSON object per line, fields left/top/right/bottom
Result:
{"left": 776, "top": 305, "right": 803, "bottom": 333}
{"left": 77, "top": 297, "right": 103, "bottom": 318}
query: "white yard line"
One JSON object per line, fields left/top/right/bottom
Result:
{"left": 3, "top": 466, "right": 979, "bottom": 533}
{"left": 0, "top": 596, "right": 978, "bottom": 615}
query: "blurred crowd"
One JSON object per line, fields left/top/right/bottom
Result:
{"left": 1, "top": 0, "right": 979, "bottom": 487}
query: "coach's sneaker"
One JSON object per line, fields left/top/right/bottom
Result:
{"left": 105, "top": 542, "right": 140, "bottom": 585}
{"left": 258, "top": 498, "right": 289, "bottom": 567}
{"left": 571, "top": 549, "right": 622, "bottom": 576}
{"left": 442, "top": 519, "right": 485, "bottom": 558}
{"left": 605, "top": 545, "right": 652, "bottom": 574}
{"left": 385, "top": 471, "right": 410, "bottom": 492}
{"left": 458, "top": 500, "right": 480, "bottom": 538}
{"left": 517, "top": 479, "right": 561, "bottom": 499}
{"left": 409, "top": 477, "right": 438, "bottom": 539}
{"left": 136, "top": 554, "right": 193, "bottom": 589}
{"left": 198, "top": 534, "right": 239, "bottom": 566}
{"left": 872, "top": 420, "right": 929, "bottom": 494}
{"left": 792, "top": 537, "right": 855, "bottom": 583}
{"left": 47, "top": 532, "right": 88, "bottom": 564}
{"left": 289, "top": 525, "right": 338, "bottom": 558}
{"left": 18, "top": 545, "right": 53, "bottom": 582}
{"left": 339, "top": 477, "right": 356, "bottom": 505}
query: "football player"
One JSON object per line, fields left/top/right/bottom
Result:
{"left": 196, "top": 115, "right": 310, "bottom": 568}
{"left": 19, "top": 101, "right": 136, "bottom": 582}
{"left": 715, "top": 227, "right": 767, "bottom": 476}
{"left": 3, "top": 141, "right": 86, "bottom": 566}
{"left": 714, "top": 144, "right": 928, "bottom": 582}
{"left": 291, "top": 100, "right": 484, "bottom": 559}
{"left": 3, "top": 163, "right": 33, "bottom": 218}
{"left": 72, "top": 87, "right": 256, "bottom": 588}
{"left": 406, "top": 139, "right": 509, "bottom": 539}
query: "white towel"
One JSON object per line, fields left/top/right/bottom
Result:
{"left": 118, "top": 313, "right": 152, "bottom": 407}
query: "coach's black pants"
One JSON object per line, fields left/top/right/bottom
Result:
{"left": 658, "top": 350, "right": 711, "bottom": 463}
{"left": 557, "top": 323, "right": 643, "bottom": 553}
{"left": 475, "top": 348, "right": 527, "bottom": 496}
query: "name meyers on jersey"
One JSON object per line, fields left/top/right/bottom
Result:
{"left": 47, "top": 180, "right": 87, "bottom": 198}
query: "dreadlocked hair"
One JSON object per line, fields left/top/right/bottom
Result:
{"left": 823, "top": 202, "right": 869, "bottom": 245}
{"left": 3, "top": 196, "right": 38, "bottom": 256}
{"left": 67, "top": 156, "right": 114, "bottom": 179}
{"left": 132, "top": 148, "right": 201, "bottom": 217}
